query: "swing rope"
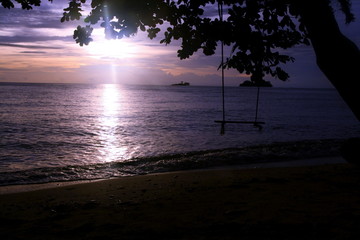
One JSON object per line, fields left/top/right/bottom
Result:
{"left": 215, "top": 1, "right": 264, "bottom": 134}
{"left": 218, "top": 1, "right": 226, "bottom": 135}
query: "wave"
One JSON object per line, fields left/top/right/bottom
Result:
{"left": 0, "top": 139, "right": 345, "bottom": 187}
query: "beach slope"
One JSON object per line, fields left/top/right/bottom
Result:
{"left": 1, "top": 162, "right": 360, "bottom": 239}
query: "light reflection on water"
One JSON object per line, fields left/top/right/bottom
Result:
{"left": 0, "top": 83, "right": 359, "bottom": 176}
{"left": 98, "top": 84, "right": 128, "bottom": 162}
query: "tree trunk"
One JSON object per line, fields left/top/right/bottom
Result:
{"left": 295, "top": 0, "right": 360, "bottom": 121}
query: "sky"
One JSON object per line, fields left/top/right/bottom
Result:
{"left": 0, "top": 1, "right": 359, "bottom": 88}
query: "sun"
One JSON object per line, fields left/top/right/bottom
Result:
{"left": 87, "top": 39, "right": 138, "bottom": 60}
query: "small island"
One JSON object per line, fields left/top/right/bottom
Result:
{"left": 171, "top": 81, "right": 190, "bottom": 86}
{"left": 239, "top": 80, "right": 272, "bottom": 87}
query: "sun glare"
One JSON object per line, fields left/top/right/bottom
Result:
{"left": 87, "top": 39, "right": 138, "bottom": 59}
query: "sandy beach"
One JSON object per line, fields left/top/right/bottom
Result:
{"left": 1, "top": 159, "right": 360, "bottom": 240}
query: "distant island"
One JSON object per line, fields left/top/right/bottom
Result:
{"left": 239, "top": 80, "right": 272, "bottom": 87}
{"left": 171, "top": 81, "right": 190, "bottom": 86}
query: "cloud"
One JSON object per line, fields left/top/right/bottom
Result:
{"left": 19, "top": 51, "right": 47, "bottom": 54}
{"left": 1, "top": 1, "right": 359, "bottom": 88}
{"left": 0, "top": 6, "right": 65, "bottom": 28}
{"left": 0, "top": 3, "right": 83, "bottom": 45}
{"left": 0, "top": 42, "right": 62, "bottom": 49}
{"left": 0, "top": 35, "right": 73, "bottom": 43}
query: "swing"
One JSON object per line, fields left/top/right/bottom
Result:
{"left": 214, "top": 1, "right": 265, "bottom": 135}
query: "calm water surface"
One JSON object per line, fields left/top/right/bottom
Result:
{"left": 0, "top": 83, "right": 359, "bottom": 185}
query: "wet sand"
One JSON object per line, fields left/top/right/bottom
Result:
{"left": 1, "top": 160, "right": 360, "bottom": 239}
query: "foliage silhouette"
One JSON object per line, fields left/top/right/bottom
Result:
{"left": 65, "top": 0, "right": 360, "bottom": 120}
{"left": 1, "top": 0, "right": 49, "bottom": 9}
{"left": 1, "top": 0, "right": 359, "bottom": 120}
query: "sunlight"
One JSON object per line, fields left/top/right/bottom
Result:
{"left": 99, "top": 84, "right": 127, "bottom": 162}
{"left": 87, "top": 39, "right": 138, "bottom": 60}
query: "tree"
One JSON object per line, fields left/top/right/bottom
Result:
{"left": 0, "top": 0, "right": 52, "bottom": 9}
{"left": 1, "top": 0, "right": 359, "bottom": 121}
{"left": 293, "top": 0, "right": 360, "bottom": 121}
{"left": 66, "top": 0, "right": 360, "bottom": 120}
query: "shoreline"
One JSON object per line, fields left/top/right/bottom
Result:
{"left": 0, "top": 156, "right": 346, "bottom": 195}
{"left": 1, "top": 160, "right": 359, "bottom": 239}
{"left": 0, "top": 138, "right": 347, "bottom": 187}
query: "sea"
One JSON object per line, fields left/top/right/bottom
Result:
{"left": 0, "top": 83, "right": 359, "bottom": 186}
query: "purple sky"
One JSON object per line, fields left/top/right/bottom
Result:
{"left": 0, "top": 1, "right": 359, "bottom": 87}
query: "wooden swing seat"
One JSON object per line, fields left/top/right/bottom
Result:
{"left": 214, "top": 120, "right": 265, "bottom": 124}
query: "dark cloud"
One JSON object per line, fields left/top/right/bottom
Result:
{"left": 19, "top": 51, "right": 47, "bottom": 54}
{"left": 0, "top": 42, "right": 62, "bottom": 49}
{"left": 0, "top": 7, "right": 62, "bottom": 28}
{"left": 0, "top": 35, "right": 73, "bottom": 43}
{"left": 0, "top": 2, "right": 83, "bottom": 45}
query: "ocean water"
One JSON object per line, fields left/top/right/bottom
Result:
{"left": 0, "top": 83, "right": 359, "bottom": 186}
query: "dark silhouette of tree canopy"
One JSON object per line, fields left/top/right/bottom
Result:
{"left": 1, "top": 0, "right": 359, "bottom": 120}
{"left": 1, "top": 0, "right": 49, "bottom": 9}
